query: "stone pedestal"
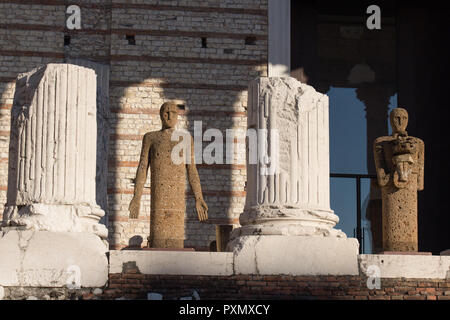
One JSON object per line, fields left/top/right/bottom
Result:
{"left": 233, "top": 236, "right": 359, "bottom": 275}
{"left": 0, "top": 228, "right": 108, "bottom": 287}
{"left": 0, "top": 64, "right": 108, "bottom": 287}
{"left": 229, "top": 77, "right": 359, "bottom": 275}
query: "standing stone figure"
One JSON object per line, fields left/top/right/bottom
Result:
{"left": 128, "top": 102, "right": 208, "bottom": 248}
{"left": 373, "top": 108, "right": 424, "bottom": 252}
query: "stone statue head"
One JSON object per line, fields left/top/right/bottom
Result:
{"left": 389, "top": 108, "right": 413, "bottom": 187}
{"left": 160, "top": 102, "right": 179, "bottom": 129}
{"left": 390, "top": 108, "right": 408, "bottom": 135}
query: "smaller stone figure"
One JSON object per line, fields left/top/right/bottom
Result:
{"left": 373, "top": 108, "right": 424, "bottom": 252}
{"left": 129, "top": 102, "right": 208, "bottom": 248}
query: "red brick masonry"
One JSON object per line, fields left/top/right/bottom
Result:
{"left": 104, "top": 272, "right": 450, "bottom": 300}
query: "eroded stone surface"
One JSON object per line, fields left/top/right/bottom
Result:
{"left": 230, "top": 235, "right": 359, "bottom": 275}
{"left": 374, "top": 108, "right": 424, "bottom": 252}
{"left": 129, "top": 102, "right": 208, "bottom": 248}
{"left": 109, "top": 250, "right": 233, "bottom": 275}
{"left": 2, "top": 64, "right": 107, "bottom": 239}
{"left": 0, "top": 229, "right": 108, "bottom": 287}
{"left": 231, "top": 77, "right": 345, "bottom": 239}
{"left": 359, "top": 254, "right": 450, "bottom": 279}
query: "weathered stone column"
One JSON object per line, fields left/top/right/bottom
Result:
{"left": 233, "top": 77, "right": 344, "bottom": 238}
{"left": 0, "top": 64, "right": 108, "bottom": 288}
{"left": 2, "top": 64, "right": 107, "bottom": 239}
{"left": 229, "top": 77, "right": 359, "bottom": 276}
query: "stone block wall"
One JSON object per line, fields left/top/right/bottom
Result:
{"left": 0, "top": 0, "right": 268, "bottom": 249}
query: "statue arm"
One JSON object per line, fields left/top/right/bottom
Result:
{"left": 373, "top": 138, "right": 389, "bottom": 187}
{"left": 186, "top": 136, "right": 208, "bottom": 221}
{"left": 417, "top": 139, "right": 425, "bottom": 191}
{"left": 129, "top": 133, "right": 151, "bottom": 218}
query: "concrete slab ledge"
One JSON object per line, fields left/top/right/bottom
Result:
{"left": 230, "top": 235, "right": 360, "bottom": 276}
{"left": 0, "top": 230, "right": 108, "bottom": 287}
{"left": 110, "top": 249, "right": 450, "bottom": 279}
{"left": 109, "top": 250, "right": 234, "bottom": 276}
{"left": 110, "top": 236, "right": 361, "bottom": 276}
{"left": 359, "top": 254, "right": 450, "bottom": 279}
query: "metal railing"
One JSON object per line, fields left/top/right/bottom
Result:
{"left": 330, "top": 173, "right": 376, "bottom": 254}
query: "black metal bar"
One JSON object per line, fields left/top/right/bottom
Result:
{"left": 330, "top": 173, "right": 375, "bottom": 254}
{"left": 356, "top": 177, "right": 362, "bottom": 254}
{"left": 362, "top": 227, "right": 365, "bottom": 254}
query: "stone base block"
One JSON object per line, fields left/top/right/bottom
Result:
{"left": 3, "top": 204, "right": 108, "bottom": 239}
{"left": 109, "top": 250, "right": 233, "bottom": 276}
{"left": 359, "top": 254, "right": 450, "bottom": 279}
{"left": 229, "top": 235, "right": 359, "bottom": 275}
{"left": 0, "top": 229, "right": 108, "bottom": 287}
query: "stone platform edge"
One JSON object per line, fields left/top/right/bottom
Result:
{"left": 109, "top": 250, "right": 450, "bottom": 279}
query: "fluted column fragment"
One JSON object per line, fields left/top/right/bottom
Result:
{"left": 234, "top": 77, "right": 344, "bottom": 238}
{"left": 2, "top": 64, "right": 107, "bottom": 239}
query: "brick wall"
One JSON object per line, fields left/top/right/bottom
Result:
{"left": 0, "top": 0, "right": 268, "bottom": 249}
{"left": 4, "top": 273, "right": 450, "bottom": 300}
{"left": 104, "top": 273, "right": 450, "bottom": 300}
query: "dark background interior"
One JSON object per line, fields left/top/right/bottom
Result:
{"left": 291, "top": 0, "right": 450, "bottom": 254}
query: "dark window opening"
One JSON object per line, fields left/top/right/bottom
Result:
{"left": 201, "top": 37, "right": 207, "bottom": 48}
{"left": 64, "top": 35, "right": 71, "bottom": 46}
{"left": 126, "top": 34, "right": 136, "bottom": 45}
{"left": 245, "top": 36, "right": 257, "bottom": 45}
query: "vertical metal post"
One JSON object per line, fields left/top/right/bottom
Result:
{"left": 356, "top": 177, "right": 362, "bottom": 254}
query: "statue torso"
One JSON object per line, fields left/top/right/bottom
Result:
{"left": 147, "top": 130, "right": 187, "bottom": 210}
{"left": 374, "top": 134, "right": 424, "bottom": 189}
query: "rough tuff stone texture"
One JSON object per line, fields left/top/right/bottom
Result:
{"left": 0, "top": 229, "right": 108, "bottom": 287}
{"left": 374, "top": 108, "right": 424, "bottom": 252}
{"left": 129, "top": 102, "right": 208, "bottom": 248}
{"left": 2, "top": 64, "right": 107, "bottom": 239}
